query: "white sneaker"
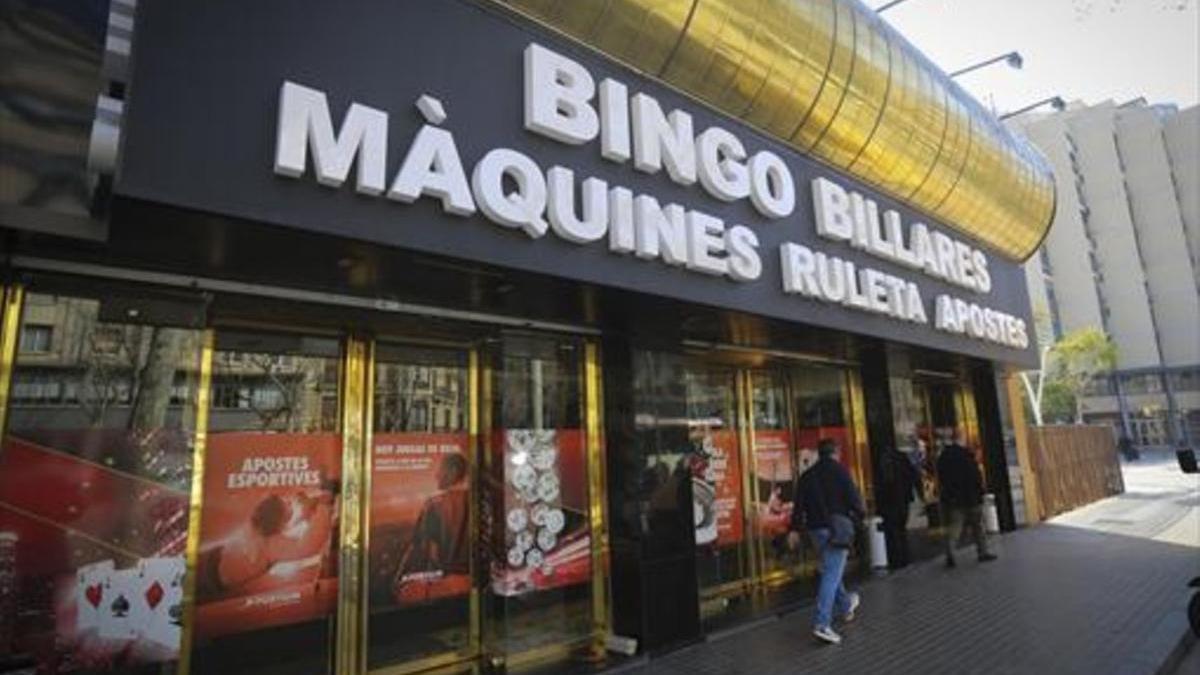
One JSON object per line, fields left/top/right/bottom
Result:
{"left": 843, "top": 592, "right": 861, "bottom": 623}
{"left": 813, "top": 625, "right": 842, "bottom": 645}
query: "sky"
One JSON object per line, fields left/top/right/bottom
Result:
{"left": 881, "top": 0, "right": 1199, "bottom": 115}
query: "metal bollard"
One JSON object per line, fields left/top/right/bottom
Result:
{"left": 867, "top": 515, "right": 888, "bottom": 569}
{"left": 983, "top": 493, "right": 1000, "bottom": 534}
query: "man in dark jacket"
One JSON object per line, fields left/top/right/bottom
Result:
{"left": 936, "top": 430, "right": 995, "bottom": 568}
{"left": 787, "top": 439, "right": 865, "bottom": 645}
{"left": 878, "top": 446, "right": 921, "bottom": 569}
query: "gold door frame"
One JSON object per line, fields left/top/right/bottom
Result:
{"left": 0, "top": 284, "right": 24, "bottom": 440}
{"left": 178, "top": 330, "right": 215, "bottom": 675}
{"left": 583, "top": 340, "right": 611, "bottom": 655}
{"left": 337, "top": 335, "right": 371, "bottom": 674}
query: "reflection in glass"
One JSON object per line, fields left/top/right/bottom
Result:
{"left": 368, "top": 344, "right": 472, "bottom": 670}
{"left": 484, "top": 335, "right": 594, "bottom": 659}
{"left": 190, "top": 331, "right": 342, "bottom": 675}
{"left": 750, "top": 371, "right": 798, "bottom": 579}
{"left": 0, "top": 292, "right": 201, "bottom": 673}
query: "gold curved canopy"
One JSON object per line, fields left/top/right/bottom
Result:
{"left": 494, "top": 0, "right": 1054, "bottom": 261}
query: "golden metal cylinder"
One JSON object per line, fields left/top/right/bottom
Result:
{"left": 495, "top": 0, "right": 1054, "bottom": 260}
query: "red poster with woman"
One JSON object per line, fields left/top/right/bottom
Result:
{"left": 193, "top": 432, "right": 341, "bottom": 638}
{"left": 752, "top": 430, "right": 795, "bottom": 540}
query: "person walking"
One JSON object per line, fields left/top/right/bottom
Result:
{"left": 787, "top": 439, "right": 865, "bottom": 645}
{"left": 936, "top": 430, "right": 996, "bottom": 568}
{"left": 878, "top": 445, "right": 921, "bottom": 569}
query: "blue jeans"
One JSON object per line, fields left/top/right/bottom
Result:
{"left": 810, "top": 528, "right": 853, "bottom": 630}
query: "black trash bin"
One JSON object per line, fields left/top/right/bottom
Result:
{"left": 1176, "top": 448, "right": 1198, "bottom": 474}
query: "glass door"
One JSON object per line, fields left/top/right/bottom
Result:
{"left": 684, "top": 365, "right": 749, "bottom": 609}
{"left": 190, "top": 329, "right": 344, "bottom": 675}
{"left": 482, "top": 334, "right": 600, "bottom": 666}
{"left": 748, "top": 370, "right": 800, "bottom": 584}
{"left": 366, "top": 343, "right": 475, "bottom": 673}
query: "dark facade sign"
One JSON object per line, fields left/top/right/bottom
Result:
{"left": 115, "top": 0, "right": 1036, "bottom": 366}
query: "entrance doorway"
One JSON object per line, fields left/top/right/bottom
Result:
{"left": 628, "top": 347, "right": 869, "bottom": 633}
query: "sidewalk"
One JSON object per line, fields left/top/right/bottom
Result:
{"left": 620, "top": 455, "right": 1199, "bottom": 675}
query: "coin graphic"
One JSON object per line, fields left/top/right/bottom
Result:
{"left": 530, "top": 445, "right": 557, "bottom": 471}
{"left": 525, "top": 548, "right": 544, "bottom": 568}
{"left": 536, "top": 473, "right": 560, "bottom": 502}
{"left": 536, "top": 527, "right": 557, "bottom": 552}
{"left": 511, "top": 464, "right": 536, "bottom": 490}
{"left": 507, "top": 546, "right": 525, "bottom": 567}
{"left": 544, "top": 508, "right": 565, "bottom": 534}
{"left": 514, "top": 530, "right": 534, "bottom": 552}
{"left": 530, "top": 503, "right": 550, "bottom": 526}
{"left": 506, "top": 507, "right": 528, "bottom": 532}
{"left": 507, "top": 429, "right": 535, "bottom": 454}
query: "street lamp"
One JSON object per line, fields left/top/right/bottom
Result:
{"left": 998, "top": 96, "right": 1066, "bottom": 120}
{"left": 875, "top": 0, "right": 916, "bottom": 13}
{"left": 949, "top": 51, "right": 1023, "bottom": 78}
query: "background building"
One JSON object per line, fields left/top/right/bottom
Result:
{"left": 1013, "top": 100, "right": 1200, "bottom": 449}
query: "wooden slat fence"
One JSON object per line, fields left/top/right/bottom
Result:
{"left": 1027, "top": 425, "right": 1124, "bottom": 519}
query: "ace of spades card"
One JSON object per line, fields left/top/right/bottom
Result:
{"left": 136, "top": 557, "right": 186, "bottom": 651}
{"left": 75, "top": 559, "right": 115, "bottom": 636}
{"left": 98, "top": 567, "right": 141, "bottom": 641}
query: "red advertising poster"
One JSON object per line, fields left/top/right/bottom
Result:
{"left": 487, "top": 429, "right": 591, "bottom": 597}
{"left": 752, "top": 430, "right": 795, "bottom": 539}
{"left": 370, "top": 432, "right": 472, "bottom": 606}
{"left": 690, "top": 429, "right": 743, "bottom": 548}
{"left": 193, "top": 432, "right": 341, "bottom": 639}
{"left": 0, "top": 433, "right": 190, "bottom": 672}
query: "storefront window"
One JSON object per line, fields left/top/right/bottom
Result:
{"left": 367, "top": 344, "right": 472, "bottom": 670}
{"left": 484, "top": 335, "right": 594, "bottom": 659}
{"left": 0, "top": 292, "right": 202, "bottom": 673}
{"left": 189, "top": 330, "right": 342, "bottom": 674}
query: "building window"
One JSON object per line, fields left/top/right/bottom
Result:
{"left": 18, "top": 325, "right": 53, "bottom": 353}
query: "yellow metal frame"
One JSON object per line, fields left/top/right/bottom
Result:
{"left": 583, "top": 340, "right": 611, "bottom": 653}
{"left": 0, "top": 285, "right": 24, "bottom": 441}
{"left": 467, "top": 348, "right": 483, "bottom": 655}
{"left": 1004, "top": 369, "right": 1041, "bottom": 523}
{"left": 845, "top": 369, "right": 872, "bottom": 511}
{"left": 337, "top": 336, "right": 371, "bottom": 675}
{"left": 734, "top": 370, "right": 758, "bottom": 593}
{"left": 179, "top": 329, "right": 214, "bottom": 675}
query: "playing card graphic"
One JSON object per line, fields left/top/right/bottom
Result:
{"left": 75, "top": 559, "right": 115, "bottom": 636}
{"left": 99, "top": 568, "right": 141, "bottom": 641}
{"left": 137, "top": 557, "right": 186, "bottom": 652}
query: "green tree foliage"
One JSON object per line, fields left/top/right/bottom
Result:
{"left": 1021, "top": 326, "right": 1117, "bottom": 426}
{"left": 1049, "top": 327, "right": 1118, "bottom": 423}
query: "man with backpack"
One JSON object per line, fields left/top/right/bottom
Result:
{"left": 787, "top": 438, "right": 865, "bottom": 645}
{"left": 937, "top": 429, "right": 997, "bottom": 568}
